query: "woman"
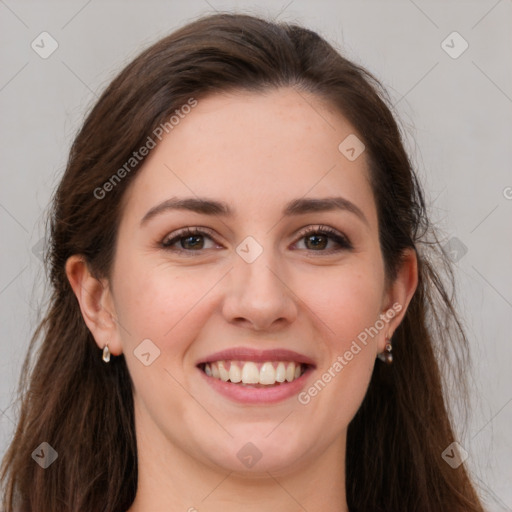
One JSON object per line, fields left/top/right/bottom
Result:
{"left": 0, "top": 13, "right": 485, "bottom": 512}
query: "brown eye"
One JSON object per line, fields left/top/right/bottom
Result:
{"left": 294, "top": 225, "right": 353, "bottom": 253}
{"left": 178, "top": 234, "right": 205, "bottom": 250}
{"left": 162, "top": 227, "right": 218, "bottom": 253}
{"left": 304, "top": 233, "right": 328, "bottom": 250}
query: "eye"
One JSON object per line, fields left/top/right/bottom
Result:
{"left": 160, "top": 225, "right": 353, "bottom": 255}
{"left": 293, "top": 225, "right": 353, "bottom": 253}
{"left": 161, "top": 227, "right": 220, "bottom": 253}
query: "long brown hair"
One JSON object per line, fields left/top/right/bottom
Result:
{"left": 1, "top": 13, "right": 484, "bottom": 512}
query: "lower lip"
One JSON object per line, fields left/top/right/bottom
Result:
{"left": 198, "top": 366, "right": 313, "bottom": 404}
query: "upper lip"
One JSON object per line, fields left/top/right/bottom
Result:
{"left": 197, "top": 347, "right": 316, "bottom": 367}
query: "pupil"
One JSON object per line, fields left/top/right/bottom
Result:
{"left": 307, "top": 234, "right": 327, "bottom": 250}
{"left": 182, "top": 235, "right": 203, "bottom": 249}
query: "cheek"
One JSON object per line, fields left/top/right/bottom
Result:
{"left": 295, "top": 263, "right": 383, "bottom": 414}
{"left": 113, "top": 257, "right": 213, "bottom": 345}
{"left": 303, "top": 263, "right": 385, "bottom": 343}
{"left": 112, "top": 262, "right": 210, "bottom": 414}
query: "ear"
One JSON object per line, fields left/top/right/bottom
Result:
{"left": 378, "top": 247, "right": 418, "bottom": 352}
{"left": 65, "top": 255, "right": 123, "bottom": 356}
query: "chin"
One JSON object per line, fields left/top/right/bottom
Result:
{"left": 199, "top": 431, "right": 312, "bottom": 476}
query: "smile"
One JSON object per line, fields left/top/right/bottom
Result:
{"left": 200, "top": 360, "right": 307, "bottom": 386}
{"left": 196, "top": 347, "right": 315, "bottom": 403}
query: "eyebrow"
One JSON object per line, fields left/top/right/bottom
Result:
{"left": 140, "top": 196, "right": 369, "bottom": 227}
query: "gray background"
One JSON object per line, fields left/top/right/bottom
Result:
{"left": 1, "top": 0, "right": 511, "bottom": 510}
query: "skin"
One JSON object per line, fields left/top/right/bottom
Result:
{"left": 66, "top": 87, "right": 417, "bottom": 512}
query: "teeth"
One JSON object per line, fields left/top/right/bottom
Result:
{"left": 203, "top": 360, "right": 305, "bottom": 385}
{"left": 218, "top": 361, "right": 229, "bottom": 382}
{"left": 285, "top": 363, "right": 295, "bottom": 382}
{"left": 228, "top": 362, "right": 242, "bottom": 383}
{"left": 241, "top": 362, "right": 259, "bottom": 384}
{"left": 275, "top": 362, "right": 286, "bottom": 383}
{"left": 259, "top": 362, "right": 276, "bottom": 385}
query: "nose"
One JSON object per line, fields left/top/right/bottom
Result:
{"left": 221, "top": 248, "right": 298, "bottom": 332}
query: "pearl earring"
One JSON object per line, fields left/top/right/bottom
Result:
{"left": 102, "top": 343, "right": 111, "bottom": 363}
{"left": 377, "top": 334, "right": 393, "bottom": 364}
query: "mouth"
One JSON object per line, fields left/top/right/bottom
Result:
{"left": 198, "top": 360, "right": 309, "bottom": 387}
{"left": 196, "top": 347, "right": 315, "bottom": 403}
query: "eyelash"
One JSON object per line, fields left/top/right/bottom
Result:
{"left": 161, "top": 225, "right": 353, "bottom": 255}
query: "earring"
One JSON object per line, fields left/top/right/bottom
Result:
{"left": 377, "top": 334, "right": 393, "bottom": 364}
{"left": 102, "top": 343, "right": 111, "bottom": 363}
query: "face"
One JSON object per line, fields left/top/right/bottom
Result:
{"left": 105, "top": 87, "right": 399, "bottom": 475}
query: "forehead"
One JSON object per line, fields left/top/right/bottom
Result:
{"left": 120, "top": 87, "right": 377, "bottom": 228}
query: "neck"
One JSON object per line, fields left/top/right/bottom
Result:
{"left": 127, "top": 410, "right": 349, "bottom": 512}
